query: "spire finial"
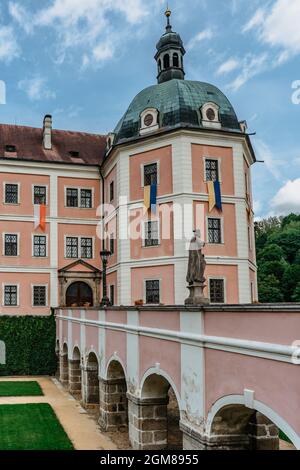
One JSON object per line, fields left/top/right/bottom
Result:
{"left": 165, "top": 4, "right": 172, "bottom": 31}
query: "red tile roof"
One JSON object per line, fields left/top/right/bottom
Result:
{"left": 0, "top": 124, "right": 107, "bottom": 165}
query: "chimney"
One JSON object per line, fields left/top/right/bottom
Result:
{"left": 43, "top": 114, "right": 52, "bottom": 150}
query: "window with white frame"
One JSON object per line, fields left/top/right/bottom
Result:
{"left": 109, "top": 181, "right": 114, "bottom": 202}
{"left": 208, "top": 218, "right": 222, "bottom": 244}
{"left": 143, "top": 163, "right": 158, "bottom": 186}
{"left": 33, "top": 235, "right": 47, "bottom": 257}
{"left": 81, "top": 237, "right": 93, "bottom": 259}
{"left": 144, "top": 220, "right": 159, "bottom": 247}
{"left": 145, "top": 280, "right": 160, "bottom": 304}
{"left": 4, "top": 285, "right": 18, "bottom": 306}
{"left": 33, "top": 186, "right": 47, "bottom": 205}
{"left": 205, "top": 159, "right": 219, "bottom": 181}
{"left": 4, "top": 234, "right": 18, "bottom": 256}
{"left": 66, "top": 237, "right": 78, "bottom": 258}
{"left": 5, "top": 183, "right": 19, "bottom": 204}
{"left": 66, "top": 188, "right": 93, "bottom": 208}
{"left": 33, "top": 285, "right": 47, "bottom": 306}
{"left": 209, "top": 279, "right": 225, "bottom": 303}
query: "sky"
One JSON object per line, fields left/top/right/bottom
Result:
{"left": 0, "top": 0, "right": 299, "bottom": 219}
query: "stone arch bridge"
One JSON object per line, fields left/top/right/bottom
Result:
{"left": 56, "top": 304, "right": 300, "bottom": 450}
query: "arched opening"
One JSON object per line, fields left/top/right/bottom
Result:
{"left": 158, "top": 59, "right": 161, "bottom": 72}
{"left": 173, "top": 53, "right": 179, "bottom": 67}
{"left": 99, "top": 360, "right": 129, "bottom": 448}
{"left": 209, "top": 404, "right": 295, "bottom": 450}
{"left": 69, "top": 346, "right": 82, "bottom": 399}
{"left": 55, "top": 340, "right": 60, "bottom": 378}
{"left": 163, "top": 54, "right": 170, "bottom": 69}
{"left": 60, "top": 343, "right": 69, "bottom": 387}
{"left": 82, "top": 352, "right": 99, "bottom": 407}
{"left": 136, "top": 373, "right": 182, "bottom": 450}
{"left": 66, "top": 281, "right": 93, "bottom": 307}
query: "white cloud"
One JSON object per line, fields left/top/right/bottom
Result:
{"left": 253, "top": 200, "right": 262, "bottom": 214}
{"left": 0, "top": 25, "right": 20, "bottom": 62}
{"left": 228, "top": 53, "right": 268, "bottom": 91}
{"left": 9, "top": 0, "right": 156, "bottom": 66}
{"left": 187, "top": 28, "right": 214, "bottom": 50}
{"left": 271, "top": 179, "right": 300, "bottom": 214}
{"left": 243, "top": 0, "right": 300, "bottom": 60}
{"left": 253, "top": 139, "right": 282, "bottom": 180}
{"left": 18, "top": 76, "right": 56, "bottom": 101}
{"left": 216, "top": 58, "right": 239, "bottom": 76}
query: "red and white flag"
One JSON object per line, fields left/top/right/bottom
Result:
{"left": 34, "top": 204, "right": 46, "bottom": 231}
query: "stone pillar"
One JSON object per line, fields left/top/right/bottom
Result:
{"left": 99, "top": 377, "right": 128, "bottom": 431}
{"left": 248, "top": 412, "right": 279, "bottom": 450}
{"left": 59, "top": 353, "right": 69, "bottom": 387}
{"left": 81, "top": 365, "right": 100, "bottom": 408}
{"left": 181, "top": 421, "right": 249, "bottom": 450}
{"left": 68, "top": 359, "right": 82, "bottom": 399}
{"left": 127, "top": 394, "right": 168, "bottom": 450}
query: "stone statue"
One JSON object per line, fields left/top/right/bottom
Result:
{"left": 185, "top": 230, "right": 209, "bottom": 306}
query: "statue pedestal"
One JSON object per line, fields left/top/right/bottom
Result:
{"left": 185, "top": 281, "right": 209, "bottom": 306}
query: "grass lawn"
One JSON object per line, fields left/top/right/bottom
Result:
{"left": 0, "top": 403, "right": 74, "bottom": 450}
{"left": 0, "top": 381, "right": 43, "bottom": 397}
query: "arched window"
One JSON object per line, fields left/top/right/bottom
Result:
{"left": 158, "top": 59, "right": 162, "bottom": 72}
{"left": 163, "top": 54, "right": 170, "bottom": 69}
{"left": 173, "top": 53, "right": 179, "bottom": 67}
{"left": 66, "top": 282, "right": 93, "bottom": 307}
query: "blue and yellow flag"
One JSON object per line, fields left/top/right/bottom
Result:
{"left": 207, "top": 181, "right": 222, "bottom": 212}
{"left": 144, "top": 184, "right": 157, "bottom": 212}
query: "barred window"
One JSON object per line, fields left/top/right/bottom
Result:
{"left": 145, "top": 280, "right": 160, "bottom": 304}
{"left": 4, "top": 234, "right": 18, "bottom": 256}
{"left": 144, "top": 221, "right": 159, "bottom": 247}
{"left": 110, "top": 285, "right": 115, "bottom": 306}
{"left": 208, "top": 218, "right": 222, "bottom": 244}
{"left": 34, "top": 186, "right": 47, "bottom": 205}
{"left": 5, "top": 184, "right": 18, "bottom": 204}
{"left": 110, "top": 181, "right": 114, "bottom": 202}
{"left": 209, "top": 279, "right": 224, "bottom": 303}
{"left": 110, "top": 235, "right": 115, "bottom": 255}
{"left": 66, "top": 237, "right": 78, "bottom": 258}
{"left": 33, "top": 286, "right": 47, "bottom": 306}
{"left": 66, "top": 188, "right": 78, "bottom": 207}
{"left": 33, "top": 235, "right": 47, "bottom": 257}
{"left": 4, "top": 285, "right": 18, "bottom": 306}
{"left": 205, "top": 159, "right": 219, "bottom": 182}
{"left": 144, "top": 163, "right": 157, "bottom": 186}
{"left": 80, "top": 189, "right": 92, "bottom": 208}
{"left": 81, "top": 238, "right": 93, "bottom": 259}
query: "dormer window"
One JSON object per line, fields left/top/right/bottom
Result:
{"left": 106, "top": 133, "right": 115, "bottom": 151}
{"left": 201, "top": 102, "right": 221, "bottom": 129}
{"left": 140, "top": 108, "right": 159, "bottom": 135}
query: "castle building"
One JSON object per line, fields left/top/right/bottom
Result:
{"left": 0, "top": 10, "right": 257, "bottom": 314}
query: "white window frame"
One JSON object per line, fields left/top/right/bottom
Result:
{"left": 144, "top": 278, "right": 161, "bottom": 305}
{"left": 206, "top": 216, "right": 224, "bottom": 245}
{"left": 64, "top": 235, "right": 95, "bottom": 259}
{"left": 32, "top": 184, "right": 48, "bottom": 206}
{"left": 142, "top": 218, "right": 161, "bottom": 247}
{"left": 3, "top": 232, "right": 20, "bottom": 257}
{"left": 3, "top": 182, "right": 20, "bottom": 205}
{"left": 32, "top": 234, "right": 48, "bottom": 258}
{"left": 140, "top": 160, "right": 160, "bottom": 187}
{"left": 208, "top": 277, "right": 226, "bottom": 304}
{"left": 31, "top": 284, "right": 48, "bottom": 308}
{"left": 2, "top": 283, "right": 20, "bottom": 307}
{"left": 140, "top": 108, "right": 159, "bottom": 135}
{"left": 203, "top": 157, "right": 222, "bottom": 183}
{"left": 64, "top": 186, "right": 95, "bottom": 209}
{"left": 201, "top": 102, "right": 221, "bottom": 129}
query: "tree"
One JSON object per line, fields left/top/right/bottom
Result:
{"left": 292, "top": 283, "right": 300, "bottom": 302}
{"left": 258, "top": 275, "right": 284, "bottom": 303}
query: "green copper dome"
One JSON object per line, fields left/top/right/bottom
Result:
{"left": 113, "top": 79, "right": 241, "bottom": 144}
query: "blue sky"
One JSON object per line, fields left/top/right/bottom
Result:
{"left": 0, "top": 0, "right": 299, "bottom": 218}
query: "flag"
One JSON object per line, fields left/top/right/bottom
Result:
{"left": 34, "top": 204, "right": 46, "bottom": 231}
{"left": 150, "top": 184, "right": 157, "bottom": 213}
{"left": 207, "top": 181, "right": 222, "bottom": 212}
{"left": 144, "top": 185, "right": 151, "bottom": 210}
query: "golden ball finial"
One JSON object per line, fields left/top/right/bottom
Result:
{"left": 165, "top": 5, "right": 171, "bottom": 18}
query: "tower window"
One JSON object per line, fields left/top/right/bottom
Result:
{"left": 173, "top": 53, "right": 179, "bottom": 67}
{"left": 144, "top": 220, "right": 159, "bottom": 247}
{"left": 145, "top": 280, "right": 160, "bottom": 304}
{"left": 209, "top": 279, "right": 225, "bottom": 303}
{"left": 208, "top": 218, "right": 222, "bottom": 244}
{"left": 144, "top": 114, "right": 154, "bottom": 127}
{"left": 205, "top": 159, "right": 219, "bottom": 182}
{"left": 144, "top": 163, "right": 157, "bottom": 186}
{"left": 158, "top": 59, "right": 161, "bottom": 72}
{"left": 5, "top": 184, "right": 19, "bottom": 204}
{"left": 206, "top": 108, "right": 216, "bottom": 121}
{"left": 163, "top": 54, "right": 170, "bottom": 69}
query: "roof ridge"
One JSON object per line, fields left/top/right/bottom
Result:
{"left": 0, "top": 122, "right": 107, "bottom": 138}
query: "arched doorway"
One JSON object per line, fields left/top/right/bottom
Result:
{"left": 60, "top": 343, "right": 69, "bottom": 387}
{"left": 66, "top": 281, "right": 93, "bottom": 307}
{"left": 69, "top": 346, "right": 82, "bottom": 399}
{"left": 82, "top": 352, "right": 99, "bottom": 408}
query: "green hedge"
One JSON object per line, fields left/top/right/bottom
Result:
{"left": 0, "top": 313, "right": 57, "bottom": 376}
